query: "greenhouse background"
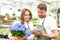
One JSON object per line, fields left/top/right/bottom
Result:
{"left": 0, "top": 0, "right": 60, "bottom": 40}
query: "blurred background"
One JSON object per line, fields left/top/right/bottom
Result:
{"left": 0, "top": 0, "right": 60, "bottom": 40}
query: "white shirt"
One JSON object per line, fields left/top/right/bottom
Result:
{"left": 8, "top": 21, "right": 34, "bottom": 40}
{"left": 24, "top": 21, "right": 35, "bottom": 40}
{"left": 37, "top": 16, "right": 57, "bottom": 40}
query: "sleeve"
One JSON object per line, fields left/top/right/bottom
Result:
{"left": 27, "top": 21, "right": 35, "bottom": 40}
{"left": 25, "top": 30, "right": 31, "bottom": 37}
{"left": 25, "top": 30, "right": 35, "bottom": 40}
{"left": 49, "top": 17, "right": 57, "bottom": 30}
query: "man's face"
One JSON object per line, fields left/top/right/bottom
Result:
{"left": 37, "top": 8, "right": 47, "bottom": 18}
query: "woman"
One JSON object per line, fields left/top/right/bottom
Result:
{"left": 20, "top": 8, "right": 35, "bottom": 40}
{"left": 8, "top": 8, "right": 34, "bottom": 40}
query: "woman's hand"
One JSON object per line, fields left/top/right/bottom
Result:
{"left": 9, "top": 37, "right": 17, "bottom": 40}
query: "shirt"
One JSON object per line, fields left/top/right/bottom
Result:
{"left": 8, "top": 21, "right": 34, "bottom": 40}
{"left": 37, "top": 16, "right": 57, "bottom": 40}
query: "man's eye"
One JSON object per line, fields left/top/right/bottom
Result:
{"left": 25, "top": 15, "right": 27, "bottom": 16}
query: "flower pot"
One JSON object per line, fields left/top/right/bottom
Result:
{"left": 10, "top": 36, "right": 23, "bottom": 40}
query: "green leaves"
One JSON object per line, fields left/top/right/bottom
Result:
{"left": 10, "top": 30, "right": 25, "bottom": 37}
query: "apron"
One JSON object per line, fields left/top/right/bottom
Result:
{"left": 34, "top": 18, "right": 51, "bottom": 40}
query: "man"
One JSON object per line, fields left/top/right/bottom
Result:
{"left": 33, "top": 3, "right": 58, "bottom": 40}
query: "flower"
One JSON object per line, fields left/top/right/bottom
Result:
{"left": 9, "top": 23, "right": 31, "bottom": 37}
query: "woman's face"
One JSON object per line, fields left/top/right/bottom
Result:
{"left": 24, "top": 11, "right": 31, "bottom": 22}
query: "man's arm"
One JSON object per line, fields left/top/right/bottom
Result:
{"left": 42, "top": 29, "right": 58, "bottom": 38}
{"left": 42, "top": 17, "right": 58, "bottom": 38}
{"left": 33, "top": 29, "right": 58, "bottom": 39}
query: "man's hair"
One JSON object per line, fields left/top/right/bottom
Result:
{"left": 37, "top": 3, "right": 47, "bottom": 11}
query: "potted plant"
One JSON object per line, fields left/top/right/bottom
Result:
{"left": 32, "top": 18, "right": 38, "bottom": 26}
{"left": 9, "top": 23, "right": 30, "bottom": 40}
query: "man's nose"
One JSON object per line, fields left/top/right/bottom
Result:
{"left": 39, "top": 13, "right": 42, "bottom": 15}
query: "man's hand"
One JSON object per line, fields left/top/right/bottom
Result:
{"left": 32, "top": 30, "right": 43, "bottom": 36}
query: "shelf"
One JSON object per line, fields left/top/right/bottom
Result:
{"left": 0, "top": 35, "right": 8, "bottom": 39}
{"left": 0, "top": 24, "right": 10, "bottom": 27}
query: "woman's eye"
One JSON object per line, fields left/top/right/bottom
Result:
{"left": 25, "top": 15, "right": 28, "bottom": 16}
{"left": 25, "top": 14, "right": 29, "bottom": 16}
